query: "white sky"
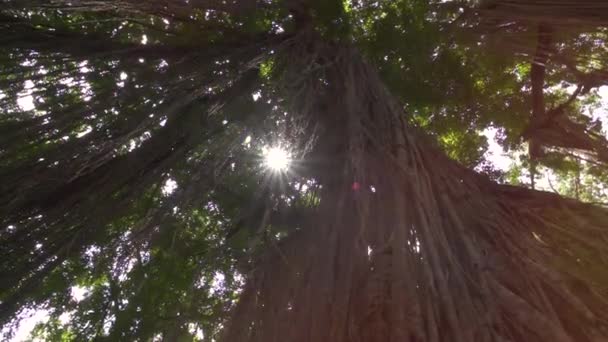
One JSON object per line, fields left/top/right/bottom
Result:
{"left": 5, "top": 286, "right": 89, "bottom": 341}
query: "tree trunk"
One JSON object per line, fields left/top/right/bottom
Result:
{"left": 221, "top": 36, "right": 608, "bottom": 342}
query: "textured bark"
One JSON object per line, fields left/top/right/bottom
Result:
{"left": 221, "top": 36, "right": 608, "bottom": 342}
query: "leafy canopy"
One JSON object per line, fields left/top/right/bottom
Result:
{"left": 1, "top": 0, "right": 608, "bottom": 341}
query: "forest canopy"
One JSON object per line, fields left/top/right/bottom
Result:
{"left": 1, "top": 0, "right": 608, "bottom": 341}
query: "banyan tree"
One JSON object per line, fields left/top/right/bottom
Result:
{"left": 1, "top": 0, "right": 608, "bottom": 341}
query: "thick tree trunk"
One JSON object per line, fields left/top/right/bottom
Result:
{"left": 221, "top": 37, "right": 608, "bottom": 342}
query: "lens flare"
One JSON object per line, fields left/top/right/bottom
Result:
{"left": 263, "top": 146, "right": 290, "bottom": 171}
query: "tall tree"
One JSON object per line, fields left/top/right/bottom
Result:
{"left": 1, "top": 0, "right": 608, "bottom": 341}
